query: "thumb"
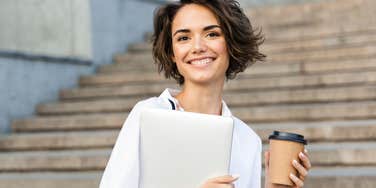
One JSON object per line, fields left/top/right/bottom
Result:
{"left": 211, "top": 174, "right": 240, "bottom": 183}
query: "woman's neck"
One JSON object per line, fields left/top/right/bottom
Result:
{"left": 175, "top": 82, "right": 224, "bottom": 115}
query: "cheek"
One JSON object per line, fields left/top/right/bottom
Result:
{"left": 172, "top": 44, "right": 189, "bottom": 63}
{"left": 214, "top": 40, "right": 230, "bottom": 68}
{"left": 212, "top": 39, "right": 228, "bottom": 57}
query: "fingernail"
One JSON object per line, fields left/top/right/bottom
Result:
{"left": 232, "top": 174, "right": 240, "bottom": 179}
{"left": 304, "top": 149, "right": 308, "bottom": 153}
{"left": 299, "top": 152, "right": 305, "bottom": 158}
{"left": 293, "top": 159, "right": 298, "bottom": 165}
{"left": 290, "top": 173, "right": 296, "bottom": 178}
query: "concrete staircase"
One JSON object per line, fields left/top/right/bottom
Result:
{"left": 1, "top": 0, "right": 376, "bottom": 187}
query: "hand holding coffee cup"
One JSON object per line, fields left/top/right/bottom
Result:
{"left": 264, "top": 131, "right": 311, "bottom": 188}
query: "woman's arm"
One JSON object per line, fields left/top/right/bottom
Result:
{"left": 99, "top": 103, "right": 144, "bottom": 188}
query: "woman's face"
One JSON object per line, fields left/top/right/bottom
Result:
{"left": 171, "top": 4, "right": 229, "bottom": 86}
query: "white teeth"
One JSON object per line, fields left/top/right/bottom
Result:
{"left": 190, "top": 58, "right": 212, "bottom": 65}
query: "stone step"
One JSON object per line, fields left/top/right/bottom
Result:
{"left": 0, "top": 172, "right": 101, "bottom": 188}
{"left": 0, "top": 131, "right": 117, "bottom": 151}
{"left": 263, "top": 31, "right": 376, "bottom": 54}
{"left": 248, "top": 0, "right": 376, "bottom": 40}
{"left": 264, "top": 25, "right": 376, "bottom": 43}
{"left": 128, "top": 31, "right": 376, "bottom": 54}
{"left": 235, "top": 101, "right": 376, "bottom": 123}
{"left": 12, "top": 113, "right": 126, "bottom": 132}
{"left": 4, "top": 120, "right": 376, "bottom": 150}
{"left": 0, "top": 167, "right": 375, "bottom": 188}
{"left": 80, "top": 71, "right": 169, "bottom": 86}
{"left": 268, "top": 43, "right": 376, "bottom": 63}
{"left": 92, "top": 57, "right": 376, "bottom": 86}
{"left": 62, "top": 82, "right": 177, "bottom": 100}
{"left": 304, "top": 142, "right": 376, "bottom": 166}
{"left": 302, "top": 166, "right": 376, "bottom": 188}
{"left": 0, "top": 142, "right": 375, "bottom": 172}
{"left": 247, "top": 0, "right": 365, "bottom": 27}
{"left": 36, "top": 98, "right": 376, "bottom": 122}
{"left": 262, "top": 100, "right": 376, "bottom": 122}
{"left": 80, "top": 69, "right": 376, "bottom": 91}
{"left": 45, "top": 85, "right": 376, "bottom": 115}
{"left": 0, "top": 149, "right": 110, "bottom": 172}
{"left": 37, "top": 98, "right": 139, "bottom": 115}
{"left": 255, "top": 119, "right": 376, "bottom": 142}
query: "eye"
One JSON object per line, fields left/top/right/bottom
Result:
{"left": 207, "top": 32, "right": 220, "bottom": 38}
{"left": 177, "top": 36, "right": 189, "bottom": 41}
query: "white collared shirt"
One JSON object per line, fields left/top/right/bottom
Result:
{"left": 100, "top": 88, "right": 262, "bottom": 188}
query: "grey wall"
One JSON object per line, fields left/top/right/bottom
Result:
{"left": 0, "top": 0, "right": 158, "bottom": 133}
{"left": 0, "top": 0, "right": 92, "bottom": 60}
{"left": 0, "top": 59, "right": 93, "bottom": 133}
{"left": 90, "top": 0, "right": 158, "bottom": 64}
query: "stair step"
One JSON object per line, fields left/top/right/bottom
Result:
{"left": 61, "top": 83, "right": 176, "bottom": 100}
{"left": 12, "top": 113, "right": 126, "bottom": 132}
{"left": 47, "top": 85, "right": 376, "bottom": 115}
{"left": 247, "top": 0, "right": 364, "bottom": 27}
{"left": 0, "top": 167, "right": 375, "bottom": 188}
{"left": 235, "top": 101, "right": 376, "bottom": 122}
{"left": 0, "top": 142, "right": 375, "bottom": 172}
{"left": 0, "top": 131, "right": 117, "bottom": 151}
{"left": 37, "top": 98, "right": 142, "bottom": 115}
{"left": 225, "top": 70, "right": 376, "bottom": 91}
{"left": 0, "top": 149, "right": 110, "bottom": 171}
{"left": 79, "top": 69, "right": 376, "bottom": 91}
{"left": 268, "top": 43, "right": 376, "bottom": 63}
{"left": 0, "top": 172, "right": 101, "bottom": 188}
{"left": 80, "top": 71, "right": 168, "bottom": 86}
{"left": 303, "top": 166, "right": 376, "bottom": 188}
{"left": 5, "top": 120, "right": 376, "bottom": 150}
{"left": 263, "top": 32, "right": 376, "bottom": 54}
{"left": 263, "top": 142, "right": 376, "bottom": 166}
{"left": 255, "top": 119, "right": 376, "bottom": 142}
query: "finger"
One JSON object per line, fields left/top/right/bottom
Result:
{"left": 264, "top": 151, "right": 270, "bottom": 169}
{"left": 292, "top": 159, "right": 308, "bottom": 177}
{"left": 289, "top": 173, "right": 304, "bottom": 187}
{"left": 211, "top": 175, "right": 240, "bottom": 184}
{"left": 299, "top": 151, "right": 312, "bottom": 170}
{"left": 304, "top": 148, "right": 309, "bottom": 156}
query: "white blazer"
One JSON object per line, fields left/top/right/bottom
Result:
{"left": 100, "top": 88, "right": 262, "bottom": 188}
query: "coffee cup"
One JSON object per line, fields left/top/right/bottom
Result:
{"left": 268, "top": 131, "right": 307, "bottom": 186}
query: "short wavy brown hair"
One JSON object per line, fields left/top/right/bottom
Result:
{"left": 152, "top": 0, "right": 266, "bottom": 85}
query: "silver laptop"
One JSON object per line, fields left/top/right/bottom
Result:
{"left": 139, "top": 108, "right": 234, "bottom": 188}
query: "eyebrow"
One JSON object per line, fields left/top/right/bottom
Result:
{"left": 173, "top": 25, "right": 221, "bottom": 36}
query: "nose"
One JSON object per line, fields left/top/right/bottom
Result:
{"left": 192, "top": 36, "right": 207, "bottom": 54}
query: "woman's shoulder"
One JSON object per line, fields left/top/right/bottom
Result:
{"left": 131, "top": 96, "right": 171, "bottom": 112}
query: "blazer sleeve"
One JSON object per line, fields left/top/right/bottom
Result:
{"left": 99, "top": 102, "right": 144, "bottom": 188}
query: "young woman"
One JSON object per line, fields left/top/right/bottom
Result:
{"left": 100, "top": 0, "right": 311, "bottom": 188}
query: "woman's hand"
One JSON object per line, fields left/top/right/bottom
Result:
{"left": 200, "top": 175, "right": 240, "bottom": 188}
{"left": 264, "top": 149, "right": 311, "bottom": 188}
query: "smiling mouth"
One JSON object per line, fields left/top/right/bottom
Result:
{"left": 188, "top": 58, "right": 215, "bottom": 65}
